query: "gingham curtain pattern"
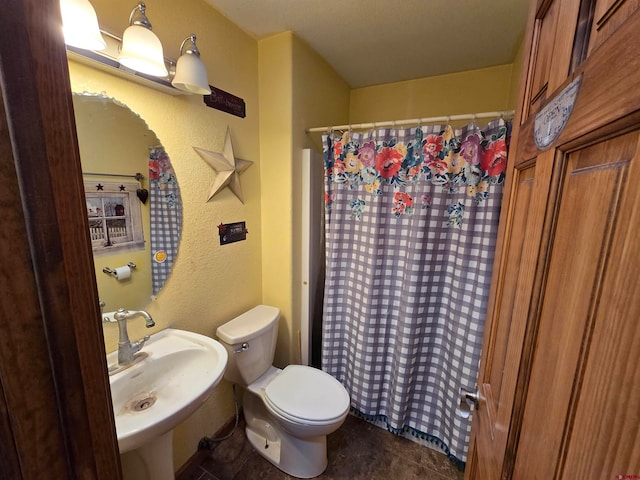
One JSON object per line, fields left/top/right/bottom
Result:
{"left": 321, "top": 119, "right": 509, "bottom": 463}
{"left": 149, "top": 147, "right": 182, "bottom": 296}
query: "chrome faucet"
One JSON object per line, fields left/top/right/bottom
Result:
{"left": 103, "top": 308, "right": 156, "bottom": 365}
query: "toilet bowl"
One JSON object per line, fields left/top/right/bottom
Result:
{"left": 216, "top": 305, "right": 350, "bottom": 478}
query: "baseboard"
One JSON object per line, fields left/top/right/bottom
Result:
{"left": 174, "top": 410, "right": 242, "bottom": 480}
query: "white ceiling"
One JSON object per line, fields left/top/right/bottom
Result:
{"left": 204, "top": 0, "right": 531, "bottom": 88}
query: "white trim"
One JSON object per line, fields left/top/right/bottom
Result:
{"left": 300, "top": 149, "right": 323, "bottom": 366}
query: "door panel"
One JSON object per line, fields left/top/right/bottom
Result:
{"left": 526, "top": 0, "right": 581, "bottom": 120}
{"left": 470, "top": 152, "right": 557, "bottom": 479}
{"left": 588, "top": 0, "right": 640, "bottom": 54}
{"left": 561, "top": 141, "right": 640, "bottom": 476}
{"left": 485, "top": 168, "right": 534, "bottom": 400}
{"left": 513, "top": 131, "right": 637, "bottom": 479}
{"left": 528, "top": 1, "right": 560, "bottom": 113}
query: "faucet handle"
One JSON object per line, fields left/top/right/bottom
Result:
{"left": 132, "top": 335, "right": 151, "bottom": 353}
{"left": 114, "top": 308, "right": 129, "bottom": 322}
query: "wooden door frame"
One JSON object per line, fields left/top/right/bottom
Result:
{"left": 0, "top": 0, "right": 121, "bottom": 478}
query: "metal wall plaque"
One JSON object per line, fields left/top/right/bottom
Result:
{"left": 218, "top": 221, "right": 248, "bottom": 245}
{"left": 534, "top": 75, "right": 582, "bottom": 149}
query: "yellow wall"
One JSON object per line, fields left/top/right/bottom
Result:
{"left": 507, "top": 38, "right": 526, "bottom": 109}
{"left": 258, "top": 33, "right": 294, "bottom": 367}
{"left": 69, "top": 0, "right": 261, "bottom": 470}
{"left": 349, "top": 64, "right": 513, "bottom": 124}
{"left": 259, "top": 32, "right": 350, "bottom": 366}
{"left": 290, "top": 35, "right": 350, "bottom": 362}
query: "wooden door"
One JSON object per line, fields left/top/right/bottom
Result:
{"left": 465, "top": 0, "right": 640, "bottom": 478}
{"left": 0, "top": 0, "right": 121, "bottom": 478}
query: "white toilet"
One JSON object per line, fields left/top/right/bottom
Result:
{"left": 216, "top": 305, "right": 350, "bottom": 478}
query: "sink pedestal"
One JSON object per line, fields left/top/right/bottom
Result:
{"left": 121, "top": 431, "right": 174, "bottom": 480}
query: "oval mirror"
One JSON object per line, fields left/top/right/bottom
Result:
{"left": 73, "top": 92, "right": 182, "bottom": 312}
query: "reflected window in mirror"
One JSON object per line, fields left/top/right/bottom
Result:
{"left": 85, "top": 181, "right": 144, "bottom": 255}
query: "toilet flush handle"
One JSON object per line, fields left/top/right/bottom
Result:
{"left": 234, "top": 342, "right": 250, "bottom": 353}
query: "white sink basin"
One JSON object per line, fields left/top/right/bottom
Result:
{"left": 107, "top": 328, "right": 228, "bottom": 453}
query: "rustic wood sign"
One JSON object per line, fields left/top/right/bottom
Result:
{"left": 203, "top": 86, "right": 246, "bottom": 118}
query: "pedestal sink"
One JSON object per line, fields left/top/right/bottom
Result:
{"left": 107, "top": 328, "right": 228, "bottom": 479}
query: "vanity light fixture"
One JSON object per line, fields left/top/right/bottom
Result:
{"left": 60, "top": 0, "right": 106, "bottom": 51}
{"left": 63, "top": 2, "right": 214, "bottom": 96}
{"left": 119, "top": 2, "right": 168, "bottom": 78}
{"left": 172, "top": 35, "right": 211, "bottom": 95}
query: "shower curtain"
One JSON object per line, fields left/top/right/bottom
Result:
{"left": 149, "top": 147, "right": 182, "bottom": 296}
{"left": 321, "top": 119, "right": 510, "bottom": 464}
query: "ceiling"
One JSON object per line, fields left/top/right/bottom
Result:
{"left": 204, "top": 0, "right": 531, "bottom": 88}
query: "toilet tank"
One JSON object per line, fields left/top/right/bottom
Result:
{"left": 216, "top": 305, "right": 280, "bottom": 385}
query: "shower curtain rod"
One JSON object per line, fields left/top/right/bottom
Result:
{"left": 305, "top": 109, "right": 515, "bottom": 133}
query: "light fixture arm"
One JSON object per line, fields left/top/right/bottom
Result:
{"left": 129, "top": 2, "right": 152, "bottom": 29}
{"left": 179, "top": 34, "right": 201, "bottom": 57}
{"left": 171, "top": 33, "right": 210, "bottom": 94}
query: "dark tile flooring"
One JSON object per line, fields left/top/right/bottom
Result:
{"left": 180, "top": 414, "right": 465, "bottom": 480}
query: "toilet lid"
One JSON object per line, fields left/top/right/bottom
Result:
{"left": 264, "top": 365, "right": 350, "bottom": 423}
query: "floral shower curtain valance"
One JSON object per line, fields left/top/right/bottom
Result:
{"left": 321, "top": 119, "right": 510, "bottom": 464}
{"left": 324, "top": 120, "right": 508, "bottom": 224}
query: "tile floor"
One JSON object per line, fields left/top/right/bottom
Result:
{"left": 180, "top": 414, "right": 465, "bottom": 480}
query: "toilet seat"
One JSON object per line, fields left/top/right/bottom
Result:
{"left": 263, "top": 365, "right": 350, "bottom": 425}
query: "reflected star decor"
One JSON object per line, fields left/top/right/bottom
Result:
{"left": 193, "top": 127, "right": 253, "bottom": 203}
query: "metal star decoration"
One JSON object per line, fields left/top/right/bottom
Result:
{"left": 193, "top": 127, "right": 253, "bottom": 203}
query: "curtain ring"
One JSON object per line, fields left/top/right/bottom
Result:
{"left": 372, "top": 122, "right": 380, "bottom": 141}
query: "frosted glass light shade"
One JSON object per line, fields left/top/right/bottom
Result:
{"left": 119, "top": 25, "right": 168, "bottom": 77}
{"left": 60, "top": 0, "right": 106, "bottom": 50}
{"left": 172, "top": 53, "right": 211, "bottom": 94}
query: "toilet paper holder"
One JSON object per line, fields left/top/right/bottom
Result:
{"left": 103, "top": 262, "right": 137, "bottom": 276}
